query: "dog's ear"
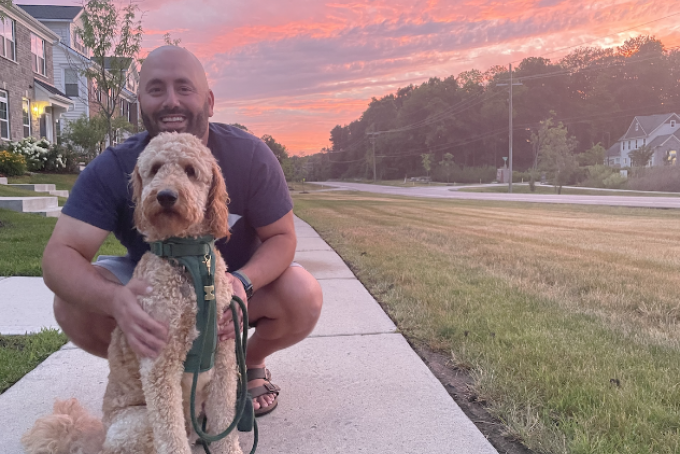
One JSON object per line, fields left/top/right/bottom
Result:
{"left": 206, "top": 161, "right": 231, "bottom": 240}
{"left": 131, "top": 165, "right": 147, "bottom": 234}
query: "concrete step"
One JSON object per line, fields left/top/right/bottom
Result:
{"left": 7, "top": 184, "right": 69, "bottom": 199}
{"left": 9, "top": 183, "right": 56, "bottom": 191}
{"left": 0, "top": 197, "right": 60, "bottom": 217}
{"left": 40, "top": 206, "right": 62, "bottom": 217}
{"left": 0, "top": 177, "right": 7, "bottom": 185}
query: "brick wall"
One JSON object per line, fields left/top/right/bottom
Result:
{"left": 0, "top": 17, "right": 55, "bottom": 144}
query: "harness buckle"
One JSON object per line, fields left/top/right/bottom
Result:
{"left": 204, "top": 285, "right": 216, "bottom": 301}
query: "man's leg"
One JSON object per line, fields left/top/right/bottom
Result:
{"left": 246, "top": 265, "right": 323, "bottom": 413}
{"left": 53, "top": 266, "right": 120, "bottom": 359}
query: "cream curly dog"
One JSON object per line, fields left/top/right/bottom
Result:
{"left": 22, "top": 132, "right": 242, "bottom": 454}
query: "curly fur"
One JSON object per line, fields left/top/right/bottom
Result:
{"left": 23, "top": 132, "right": 241, "bottom": 454}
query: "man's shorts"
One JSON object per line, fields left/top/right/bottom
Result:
{"left": 93, "top": 255, "right": 303, "bottom": 286}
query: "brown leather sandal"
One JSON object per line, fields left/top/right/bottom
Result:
{"left": 247, "top": 367, "right": 281, "bottom": 417}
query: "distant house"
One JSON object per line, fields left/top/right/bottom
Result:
{"left": 17, "top": 4, "right": 95, "bottom": 137}
{"left": 0, "top": 3, "right": 73, "bottom": 144}
{"left": 17, "top": 4, "right": 140, "bottom": 145}
{"left": 606, "top": 113, "right": 680, "bottom": 167}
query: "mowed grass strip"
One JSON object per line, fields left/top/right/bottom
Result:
{"left": 0, "top": 329, "right": 68, "bottom": 394}
{"left": 293, "top": 192, "right": 680, "bottom": 454}
{"left": 459, "top": 184, "right": 680, "bottom": 197}
{"left": 0, "top": 208, "right": 127, "bottom": 276}
{"left": 7, "top": 173, "right": 79, "bottom": 191}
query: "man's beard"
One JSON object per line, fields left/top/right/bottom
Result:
{"left": 141, "top": 100, "right": 210, "bottom": 139}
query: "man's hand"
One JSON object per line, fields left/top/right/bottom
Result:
{"left": 111, "top": 278, "right": 169, "bottom": 358}
{"left": 219, "top": 273, "right": 247, "bottom": 341}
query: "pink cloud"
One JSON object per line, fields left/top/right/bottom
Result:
{"left": 18, "top": 0, "right": 680, "bottom": 155}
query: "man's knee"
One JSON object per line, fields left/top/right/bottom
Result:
{"left": 53, "top": 265, "right": 120, "bottom": 358}
{"left": 278, "top": 267, "right": 323, "bottom": 330}
{"left": 251, "top": 266, "right": 323, "bottom": 332}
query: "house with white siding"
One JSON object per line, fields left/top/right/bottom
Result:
{"left": 606, "top": 113, "right": 680, "bottom": 167}
{"left": 17, "top": 4, "right": 92, "bottom": 136}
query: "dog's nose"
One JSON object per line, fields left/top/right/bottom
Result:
{"left": 157, "top": 189, "right": 178, "bottom": 208}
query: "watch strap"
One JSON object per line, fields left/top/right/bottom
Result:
{"left": 231, "top": 270, "right": 253, "bottom": 299}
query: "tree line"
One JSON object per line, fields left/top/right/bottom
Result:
{"left": 295, "top": 35, "right": 680, "bottom": 182}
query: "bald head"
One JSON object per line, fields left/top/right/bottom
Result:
{"left": 138, "top": 46, "right": 214, "bottom": 144}
{"left": 140, "top": 46, "right": 209, "bottom": 92}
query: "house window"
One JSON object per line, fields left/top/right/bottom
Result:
{"left": 1, "top": 17, "right": 16, "bottom": 61}
{"left": 65, "top": 69, "right": 79, "bottom": 97}
{"left": 72, "top": 31, "right": 85, "bottom": 54}
{"left": 635, "top": 140, "right": 638, "bottom": 148}
{"left": 0, "top": 90, "right": 9, "bottom": 140}
{"left": 31, "top": 34, "right": 46, "bottom": 76}
{"left": 635, "top": 123, "right": 639, "bottom": 131}
{"left": 22, "top": 99, "right": 31, "bottom": 138}
{"left": 672, "top": 120, "right": 677, "bottom": 128}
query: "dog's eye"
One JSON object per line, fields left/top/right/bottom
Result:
{"left": 150, "top": 163, "right": 161, "bottom": 176}
{"left": 184, "top": 165, "right": 196, "bottom": 178}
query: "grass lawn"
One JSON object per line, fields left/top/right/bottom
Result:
{"left": 0, "top": 329, "right": 68, "bottom": 394}
{"left": 7, "top": 173, "right": 80, "bottom": 191}
{"left": 293, "top": 192, "right": 680, "bottom": 454}
{"left": 460, "top": 184, "right": 680, "bottom": 197}
{"left": 0, "top": 208, "right": 127, "bottom": 276}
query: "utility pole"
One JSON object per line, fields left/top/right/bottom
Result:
{"left": 367, "top": 132, "right": 378, "bottom": 181}
{"left": 497, "top": 64, "right": 522, "bottom": 193}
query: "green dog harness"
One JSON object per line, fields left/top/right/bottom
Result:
{"left": 149, "top": 235, "right": 217, "bottom": 373}
{"left": 148, "top": 235, "right": 257, "bottom": 454}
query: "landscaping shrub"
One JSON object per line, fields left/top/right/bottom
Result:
{"left": 580, "top": 165, "right": 625, "bottom": 189}
{"left": 0, "top": 151, "right": 27, "bottom": 176}
{"left": 626, "top": 166, "right": 680, "bottom": 192}
{"left": 3, "top": 138, "right": 77, "bottom": 173}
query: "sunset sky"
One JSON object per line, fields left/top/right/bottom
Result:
{"left": 19, "top": 0, "right": 680, "bottom": 155}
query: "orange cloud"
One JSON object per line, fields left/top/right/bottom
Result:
{"left": 19, "top": 0, "right": 680, "bottom": 155}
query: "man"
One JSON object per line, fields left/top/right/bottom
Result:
{"left": 42, "top": 46, "right": 323, "bottom": 416}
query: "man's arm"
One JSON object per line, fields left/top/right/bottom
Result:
{"left": 240, "top": 210, "right": 297, "bottom": 292}
{"left": 219, "top": 210, "right": 296, "bottom": 340}
{"left": 43, "top": 214, "right": 168, "bottom": 357}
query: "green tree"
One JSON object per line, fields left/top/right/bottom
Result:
{"left": 62, "top": 114, "right": 107, "bottom": 160}
{"left": 421, "top": 153, "right": 432, "bottom": 177}
{"left": 628, "top": 145, "right": 654, "bottom": 168}
{"left": 230, "top": 123, "right": 250, "bottom": 132}
{"left": 438, "top": 153, "right": 455, "bottom": 183}
{"left": 76, "top": 0, "right": 142, "bottom": 146}
{"left": 529, "top": 116, "right": 556, "bottom": 192}
{"left": 163, "top": 32, "right": 181, "bottom": 46}
{"left": 579, "top": 143, "right": 607, "bottom": 167}
{"left": 261, "top": 134, "right": 289, "bottom": 163}
{"left": 538, "top": 120, "right": 579, "bottom": 194}
{"left": 0, "top": 0, "right": 12, "bottom": 19}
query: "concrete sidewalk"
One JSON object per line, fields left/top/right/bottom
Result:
{"left": 0, "top": 217, "right": 498, "bottom": 454}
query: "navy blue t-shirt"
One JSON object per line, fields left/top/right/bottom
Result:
{"left": 62, "top": 123, "right": 293, "bottom": 271}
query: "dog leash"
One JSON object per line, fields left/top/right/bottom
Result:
{"left": 149, "top": 236, "right": 258, "bottom": 454}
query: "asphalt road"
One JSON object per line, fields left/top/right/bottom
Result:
{"left": 312, "top": 182, "right": 680, "bottom": 209}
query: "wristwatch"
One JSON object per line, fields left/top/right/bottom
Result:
{"left": 231, "top": 270, "right": 254, "bottom": 299}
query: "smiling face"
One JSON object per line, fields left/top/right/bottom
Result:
{"left": 138, "top": 46, "right": 215, "bottom": 145}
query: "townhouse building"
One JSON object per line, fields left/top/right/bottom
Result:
{"left": 0, "top": 3, "right": 73, "bottom": 144}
